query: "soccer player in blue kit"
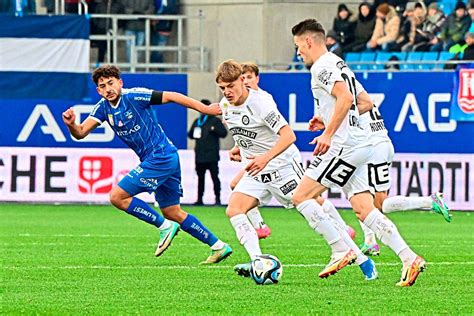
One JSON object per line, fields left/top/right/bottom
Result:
{"left": 62, "top": 65, "right": 232, "bottom": 264}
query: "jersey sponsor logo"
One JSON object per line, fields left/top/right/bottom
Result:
{"left": 229, "top": 127, "right": 257, "bottom": 139}
{"left": 309, "top": 157, "right": 322, "bottom": 169}
{"left": 368, "top": 162, "right": 391, "bottom": 188}
{"left": 134, "top": 96, "right": 150, "bottom": 102}
{"left": 256, "top": 170, "right": 281, "bottom": 183}
{"left": 242, "top": 115, "right": 250, "bottom": 125}
{"left": 321, "top": 158, "right": 357, "bottom": 187}
{"left": 78, "top": 156, "right": 113, "bottom": 194}
{"left": 317, "top": 69, "right": 332, "bottom": 86}
{"left": 236, "top": 137, "right": 253, "bottom": 149}
{"left": 336, "top": 61, "right": 347, "bottom": 70}
{"left": 116, "top": 124, "right": 141, "bottom": 136}
{"left": 140, "top": 177, "right": 159, "bottom": 190}
{"left": 369, "top": 120, "right": 386, "bottom": 132}
{"left": 280, "top": 179, "right": 297, "bottom": 195}
{"left": 264, "top": 111, "right": 280, "bottom": 128}
{"left": 125, "top": 111, "right": 133, "bottom": 119}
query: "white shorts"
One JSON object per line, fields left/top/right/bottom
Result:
{"left": 368, "top": 140, "right": 394, "bottom": 192}
{"left": 233, "top": 159, "right": 305, "bottom": 208}
{"left": 305, "top": 144, "right": 375, "bottom": 199}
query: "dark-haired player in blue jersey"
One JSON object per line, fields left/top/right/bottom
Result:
{"left": 62, "top": 64, "right": 232, "bottom": 264}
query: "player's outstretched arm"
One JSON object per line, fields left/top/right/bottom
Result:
{"left": 162, "top": 91, "right": 222, "bottom": 116}
{"left": 246, "top": 125, "right": 296, "bottom": 176}
{"left": 62, "top": 108, "right": 99, "bottom": 139}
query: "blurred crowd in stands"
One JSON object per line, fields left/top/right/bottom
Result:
{"left": 327, "top": 0, "right": 474, "bottom": 58}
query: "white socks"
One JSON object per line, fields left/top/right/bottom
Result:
{"left": 296, "top": 199, "right": 348, "bottom": 254}
{"left": 247, "top": 207, "right": 265, "bottom": 229}
{"left": 158, "top": 219, "right": 171, "bottom": 230}
{"left": 382, "top": 196, "right": 432, "bottom": 213}
{"left": 363, "top": 209, "right": 416, "bottom": 263}
{"left": 331, "top": 217, "right": 368, "bottom": 265}
{"left": 359, "top": 220, "right": 377, "bottom": 246}
{"left": 230, "top": 214, "right": 262, "bottom": 260}
{"left": 321, "top": 199, "right": 347, "bottom": 228}
{"left": 211, "top": 240, "right": 225, "bottom": 250}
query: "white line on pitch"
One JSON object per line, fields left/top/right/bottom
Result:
{"left": 2, "top": 262, "right": 473, "bottom": 270}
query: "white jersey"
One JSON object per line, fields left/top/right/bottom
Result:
{"left": 220, "top": 88, "right": 301, "bottom": 172}
{"left": 359, "top": 107, "right": 391, "bottom": 146}
{"left": 310, "top": 52, "right": 368, "bottom": 147}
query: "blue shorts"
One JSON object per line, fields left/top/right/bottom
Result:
{"left": 118, "top": 152, "right": 183, "bottom": 208}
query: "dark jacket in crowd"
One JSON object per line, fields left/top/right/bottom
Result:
{"left": 332, "top": 4, "right": 356, "bottom": 47}
{"left": 345, "top": 2, "right": 376, "bottom": 52}
{"left": 440, "top": 12, "right": 471, "bottom": 44}
{"left": 463, "top": 45, "right": 474, "bottom": 60}
{"left": 154, "top": 0, "right": 179, "bottom": 32}
{"left": 120, "top": 0, "right": 154, "bottom": 31}
{"left": 188, "top": 115, "right": 227, "bottom": 164}
{"left": 91, "top": 0, "right": 125, "bottom": 34}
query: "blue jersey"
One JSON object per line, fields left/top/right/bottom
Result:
{"left": 89, "top": 88, "right": 177, "bottom": 161}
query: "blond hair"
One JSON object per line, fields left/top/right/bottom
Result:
{"left": 241, "top": 62, "right": 260, "bottom": 76}
{"left": 216, "top": 60, "right": 243, "bottom": 83}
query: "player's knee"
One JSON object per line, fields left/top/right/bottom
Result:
{"left": 226, "top": 206, "right": 240, "bottom": 218}
{"left": 291, "top": 192, "right": 305, "bottom": 207}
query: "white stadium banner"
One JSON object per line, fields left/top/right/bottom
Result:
{"left": 0, "top": 147, "right": 472, "bottom": 211}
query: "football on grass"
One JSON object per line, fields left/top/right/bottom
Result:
{"left": 250, "top": 254, "right": 283, "bottom": 285}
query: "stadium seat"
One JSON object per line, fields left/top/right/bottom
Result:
{"left": 345, "top": 52, "right": 362, "bottom": 70}
{"left": 358, "top": 52, "right": 376, "bottom": 70}
{"left": 421, "top": 52, "right": 439, "bottom": 70}
{"left": 373, "top": 52, "right": 407, "bottom": 70}
{"left": 404, "top": 52, "right": 423, "bottom": 70}
{"left": 437, "top": 52, "right": 456, "bottom": 69}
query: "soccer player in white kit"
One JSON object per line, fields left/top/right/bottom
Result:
{"left": 292, "top": 19, "right": 425, "bottom": 286}
{"left": 216, "top": 60, "right": 377, "bottom": 281}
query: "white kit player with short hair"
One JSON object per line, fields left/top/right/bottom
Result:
{"left": 292, "top": 18, "right": 425, "bottom": 286}
{"left": 215, "top": 59, "right": 374, "bottom": 281}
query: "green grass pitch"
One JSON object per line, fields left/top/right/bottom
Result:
{"left": 1, "top": 204, "right": 473, "bottom": 314}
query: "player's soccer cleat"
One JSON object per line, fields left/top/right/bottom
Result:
{"left": 234, "top": 262, "right": 251, "bottom": 278}
{"left": 155, "top": 221, "right": 180, "bottom": 257}
{"left": 360, "top": 243, "right": 380, "bottom": 256}
{"left": 200, "top": 244, "right": 233, "bottom": 264}
{"left": 318, "top": 249, "right": 356, "bottom": 279}
{"left": 396, "top": 256, "right": 426, "bottom": 287}
{"left": 346, "top": 225, "right": 356, "bottom": 240}
{"left": 431, "top": 192, "right": 452, "bottom": 222}
{"left": 359, "top": 258, "right": 378, "bottom": 281}
{"left": 256, "top": 225, "right": 272, "bottom": 239}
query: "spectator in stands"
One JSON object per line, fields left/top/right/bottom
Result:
{"left": 188, "top": 99, "right": 228, "bottom": 206}
{"left": 151, "top": 0, "right": 179, "bottom": 65}
{"left": 367, "top": 3, "right": 400, "bottom": 51}
{"left": 121, "top": 0, "right": 155, "bottom": 63}
{"left": 462, "top": 32, "right": 474, "bottom": 60}
{"left": 331, "top": 4, "right": 356, "bottom": 50}
{"left": 430, "top": 1, "right": 471, "bottom": 52}
{"left": 401, "top": 2, "right": 427, "bottom": 52}
{"left": 468, "top": 4, "right": 474, "bottom": 33}
{"left": 373, "top": 0, "right": 408, "bottom": 14}
{"left": 344, "top": 2, "right": 376, "bottom": 52}
{"left": 408, "top": 2, "right": 446, "bottom": 52}
{"left": 90, "top": 0, "right": 125, "bottom": 63}
{"left": 326, "top": 30, "right": 343, "bottom": 57}
{"left": 392, "top": 2, "right": 416, "bottom": 51}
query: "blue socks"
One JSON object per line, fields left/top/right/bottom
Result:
{"left": 180, "top": 214, "right": 218, "bottom": 246}
{"left": 126, "top": 197, "right": 165, "bottom": 228}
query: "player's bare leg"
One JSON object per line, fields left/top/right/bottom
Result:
{"left": 292, "top": 177, "right": 356, "bottom": 278}
{"left": 230, "top": 169, "right": 271, "bottom": 239}
{"left": 352, "top": 192, "right": 426, "bottom": 286}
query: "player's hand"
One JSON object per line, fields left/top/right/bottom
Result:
{"left": 62, "top": 108, "right": 76, "bottom": 126}
{"left": 310, "top": 132, "right": 331, "bottom": 156}
{"left": 201, "top": 103, "right": 222, "bottom": 116}
{"left": 229, "top": 146, "right": 242, "bottom": 162}
{"left": 308, "top": 116, "right": 325, "bottom": 131}
{"left": 245, "top": 154, "right": 271, "bottom": 176}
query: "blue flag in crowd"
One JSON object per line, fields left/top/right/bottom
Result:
{"left": 451, "top": 65, "right": 474, "bottom": 122}
{"left": 0, "top": 15, "right": 90, "bottom": 100}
